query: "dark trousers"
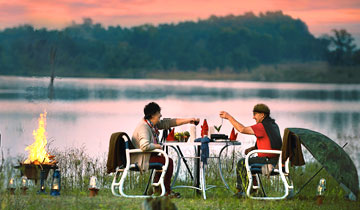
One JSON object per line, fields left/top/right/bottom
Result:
{"left": 236, "top": 157, "right": 278, "bottom": 192}
{"left": 149, "top": 154, "right": 174, "bottom": 193}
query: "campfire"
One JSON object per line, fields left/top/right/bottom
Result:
{"left": 24, "top": 111, "right": 55, "bottom": 165}
{"left": 17, "top": 111, "right": 57, "bottom": 181}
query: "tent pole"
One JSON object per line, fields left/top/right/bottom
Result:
{"left": 296, "top": 143, "right": 348, "bottom": 195}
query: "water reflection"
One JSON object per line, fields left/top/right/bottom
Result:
{"left": 0, "top": 76, "right": 359, "bottom": 184}
{"left": 1, "top": 76, "right": 360, "bottom": 101}
{"left": 5, "top": 86, "right": 358, "bottom": 101}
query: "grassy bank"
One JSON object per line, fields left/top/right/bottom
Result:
{"left": 146, "top": 62, "right": 360, "bottom": 84}
{"left": 2, "top": 62, "right": 359, "bottom": 84}
{"left": 0, "top": 147, "right": 359, "bottom": 210}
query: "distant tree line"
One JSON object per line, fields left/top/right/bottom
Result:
{"left": 324, "top": 29, "right": 360, "bottom": 66}
{"left": 0, "top": 11, "right": 358, "bottom": 78}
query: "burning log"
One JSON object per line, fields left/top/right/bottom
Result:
{"left": 16, "top": 162, "right": 57, "bottom": 181}
{"left": 15, "top": 111, "right": 58, "bottom": 182}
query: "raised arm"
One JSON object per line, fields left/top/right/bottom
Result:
{"left": 157, "top": 118, "right": 199, "bottom": 129}
{"left": 219, "top": 111, "right": 254, "bottom": 135}
{"left": 171, "top": 118, "right": 199, "bottom": 127}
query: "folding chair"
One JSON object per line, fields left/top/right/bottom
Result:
{"left": 109, "top": 132, "right": 169, "bottom": 198}
{"left": 245, "top": 149, "right": 293, "bottom": 200}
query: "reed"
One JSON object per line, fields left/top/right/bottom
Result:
{"left": 0, "top": 145, "right": 359, "bottom": 209}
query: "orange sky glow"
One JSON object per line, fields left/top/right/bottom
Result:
{"left": 0, "top": 0, "right": 359, "bottom": 41}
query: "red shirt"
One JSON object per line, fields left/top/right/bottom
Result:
{"left": 251, "top": 123, "right": 278, "bottom": 158}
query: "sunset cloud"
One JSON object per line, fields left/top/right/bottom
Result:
{"left": 0, "top": 0, "right": 359, "bottom": 41}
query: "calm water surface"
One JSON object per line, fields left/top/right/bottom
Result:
{"left": 0, "top": 76, "right": 359, "bottom": 181}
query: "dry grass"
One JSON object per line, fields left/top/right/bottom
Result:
{"left": 0, "top": 145, "right": 359, "bottom": 209}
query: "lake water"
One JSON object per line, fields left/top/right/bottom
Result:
{"left": 0, "top": 76, "right": 359, "bottom": 180}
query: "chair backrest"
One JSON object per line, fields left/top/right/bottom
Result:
{"left": 106, "top": 132, "right": 135, "bottom": 173}
{"left": 281, "top": 128, "right": 305, "bottom": 167}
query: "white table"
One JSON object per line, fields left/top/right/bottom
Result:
{"left": 163, "top": 141, "right": 241, "bottom": 199}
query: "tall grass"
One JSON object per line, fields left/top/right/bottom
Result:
{"left": 50, "top": 146, "right": 110, "bottom": 192}
{"left": 0, "top": 145, "right": 359, "bottom": 209}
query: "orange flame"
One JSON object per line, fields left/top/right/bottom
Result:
{"left": 24, "top": 111, "right": 51, "bottom": 164}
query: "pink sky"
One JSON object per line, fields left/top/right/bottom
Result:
{"left": 0, "top": 0, "right": 359, "bottom": 40}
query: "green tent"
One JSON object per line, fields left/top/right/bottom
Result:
{"left": 288, "top": 128, "right": 359, "bottom": 200}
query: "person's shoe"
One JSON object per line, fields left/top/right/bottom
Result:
{"left": 250, "top": 188, "right": 258, "bottom": 195}
{"left": 233, "top": 191, "right": 246, "bottom": 198}
{"left": 152, "top": 186, "right": 161, "bottom": 196}
{"left": 165, "top": 191, "right": 181, "bottom": 198}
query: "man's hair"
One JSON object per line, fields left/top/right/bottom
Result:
{"left": 253, "top": 103, "right": 270, "bottom": 116}
{"left": 144, "top": 102, "right": 161, "bottom": 120}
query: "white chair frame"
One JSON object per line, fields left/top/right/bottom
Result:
{"left": 111, "top": 138, "right": 169, "bottom": 198}
{"left": 245, "top": 150, "right": 293, "bottom": 200}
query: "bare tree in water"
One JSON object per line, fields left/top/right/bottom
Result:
{"left": 0, "top": 133, "right": 3, "bottom": 173}
{"left": 48, "top": 46, "right": 57, "bottom": 99}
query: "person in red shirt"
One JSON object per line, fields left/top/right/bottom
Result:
{"left": 219, "top": 103, "right": 282, "bottom": 197}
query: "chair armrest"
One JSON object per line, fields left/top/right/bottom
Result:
{"left": 129, "top": 149, "right": 168, "bottom": 156}
{"left": 128, "top": 149, "right": 169, "bottom": 170}
{"left": 244, "top": 150, "right": 290, "bottom": 173}
{"left": 245, "top": 150, "right": 282, "bottom": 172}
{"left": 246, "top": 149, "right": 281, "bottom": 157}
